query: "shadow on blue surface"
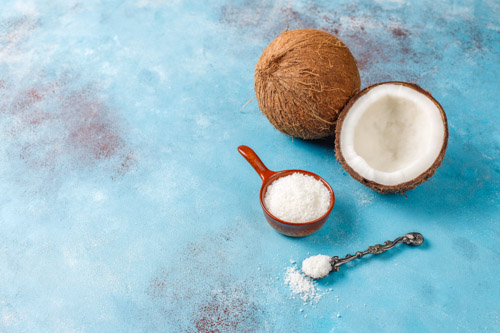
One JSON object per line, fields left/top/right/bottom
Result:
{"left": 313, "top": 198, "right": 359, "bottom": 244}
{"left": 380, "top": 131, "right": 498, "bottom": 222}
{"left": 318, "top": 238, "right": 430, "bottom": 287}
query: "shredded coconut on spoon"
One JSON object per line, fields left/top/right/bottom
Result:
{"left": 302, "top": 254, "right": 332, "bottom": 279}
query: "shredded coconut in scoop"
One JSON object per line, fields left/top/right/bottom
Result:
{"left": 264, "top": 172, "right": 330, "bottom": 223}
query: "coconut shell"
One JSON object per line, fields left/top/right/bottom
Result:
{"left": 335, "top": 81, "right": 449, "bottom": 194}
{"left": 255, "top": 29, "right": 361, "bottom": 139}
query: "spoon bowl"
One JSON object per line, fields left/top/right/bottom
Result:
{"left": 238, "top": 145, "right": 335, "bottom": 237}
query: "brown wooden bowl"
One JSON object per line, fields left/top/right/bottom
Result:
{"left": 238, "top": 145, "right": 335, "bottom": 237}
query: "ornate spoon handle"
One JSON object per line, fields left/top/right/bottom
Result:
{"left": 330, "top": 232, "right": 424, "bottom": 272}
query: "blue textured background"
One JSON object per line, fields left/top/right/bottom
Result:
{"left": 1, "top": 0, "right": 499, "bottom": 332}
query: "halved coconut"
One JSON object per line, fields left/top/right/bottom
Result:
{"left": 335, "top": 82, "right": 448, "bottom": 193}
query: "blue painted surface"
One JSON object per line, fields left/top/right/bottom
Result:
{"left": 0, "top": 0, "right": 498, "bottom": 332}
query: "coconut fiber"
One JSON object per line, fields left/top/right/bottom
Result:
{"left": 255, "top": 29, "right": 360, "bottom": 139}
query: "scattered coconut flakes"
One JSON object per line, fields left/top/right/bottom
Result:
{"left": 284, "top": 267, "right": 316, "bottom": 301}
{"left": 284, "top": 266, "right": 330, "bottom": 304}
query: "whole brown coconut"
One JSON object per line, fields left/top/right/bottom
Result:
{"left": 254, "top": 29, "right": 361, "bottom": 139}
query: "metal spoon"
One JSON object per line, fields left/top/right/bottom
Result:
{"left": 305, "top": 232, "right": 424, "bottom": 279}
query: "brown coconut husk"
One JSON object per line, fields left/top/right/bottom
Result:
{"left": 334, "top": 81, "right": 449, "bottom": 194}
{"left": 255, "top": 29, "right": 361, "bottom": 139}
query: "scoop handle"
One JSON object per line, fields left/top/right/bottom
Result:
{"left": 237, "top": 145, "right": 275, "bottom": 182}
{"left": 330, "top": 232, "right": 424, "bottom": 271}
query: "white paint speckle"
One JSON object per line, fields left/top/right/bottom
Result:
{"left": 113, "top": 35, "right": 121, "bottom": 47}
{"left": 14, "top": 0, "right": 39, "bottom": 16}
{"left": 195, "top": 114, "right": 211, "bottom": 129}
{"left": 2, "top": 312, "right": 17, "bottom": 326}
{"left": 94, "top": 191, "right": 106, "bottom": 202}
{"left": 375, "top": 0, "right": 406, "bottom": 5}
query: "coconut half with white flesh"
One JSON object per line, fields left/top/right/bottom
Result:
{"left": 335, "top": 82, "right": 448, "bottom": 193}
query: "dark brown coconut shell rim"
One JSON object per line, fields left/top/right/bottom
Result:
{"left": 334, "top": 81, "right": 449, "bottom": 194}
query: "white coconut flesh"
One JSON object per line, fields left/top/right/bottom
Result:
{"left": 340, "top": 84, "right": 445, "bottom": 186}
